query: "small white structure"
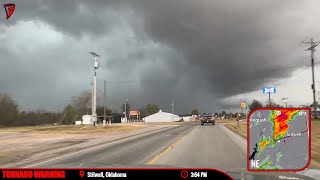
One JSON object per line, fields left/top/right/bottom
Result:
{"left": 75, "top": 121, "right": 82, "bottom": 125}
{"left": 82, "top": 115, "right": 93, "bottom": 125}
{"left": 121, "top": 117, "right": 128, "bottom": 123}
{"left": 181, "top": 116, "right": 192, "bottom": 121}
{"left": 144, "top": 110, "right": 181, "bottom": 122}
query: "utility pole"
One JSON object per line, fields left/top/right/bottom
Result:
{"left": 91, "top": 81, "right": 94, "bottom": 118}
{"left": 124, "top": 98, "right": 128, "bottom": 123}
{"left": 171, "top": 100, "right": 174, "bottom": 122}
{"left": 302, "top": 38, "right": 320, "bottom": 119}
{"left": 103, "top": 80, "right": 106, "bottom": 126}
{"left": 171, "top": 100, "right": 174, "bottom": 114}
{"left": 90, "top": 52, "right": 100, "bottom": 126}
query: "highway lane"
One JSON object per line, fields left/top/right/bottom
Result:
{"left": 152, "top": 123, "right": 247, "bottom": 171}
{"left": 28, "top": 122, "right": 198, "bottom": 168}
{"left": 26, "top": 122, "right": 247, "bottom": 170}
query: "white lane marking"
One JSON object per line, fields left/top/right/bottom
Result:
{"left": 219, "top": 124, "right": 247, "bottom": 145}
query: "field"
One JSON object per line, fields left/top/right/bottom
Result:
{"left": 219, "top": 119, "right": 320, "bottom": 168}
{"left": 0, "top": 122, "right": 189, "bottom": 166}
{"left": 0, "top": 124, "right": 143, "bottom": 134}
{"left": 0, "top": 123, "right": 162, "bottom": 166}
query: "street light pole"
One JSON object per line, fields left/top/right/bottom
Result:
{"left": 90, "top": 52, "right": 100, "bottom": 126}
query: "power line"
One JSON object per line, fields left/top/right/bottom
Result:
{"left": 274, "top": 65, "right": 312, "bottom": 87}
{"left": 273, "top": 60, "right": 320, "bottom": 87}
{"left": 105, "top": 80, "right": 137, "bottom": 84}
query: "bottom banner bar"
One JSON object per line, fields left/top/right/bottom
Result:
{"left": 0, "top": 169, "right": 234, "bottom": 180}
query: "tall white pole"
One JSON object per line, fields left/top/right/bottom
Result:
{"left": 90, "top": 52, "right": 100, "bottom": 126}
{"left": 92, "top": 81, "right": 94, "bottom": 117}
{"left": 103, "top": 80, "right": 106, "bottom": 126}
{"left": 124, "top": 99, "right": 127, "bottom": 123}
{"left": 93, "top": 56, "right": 97, "bottom": 126}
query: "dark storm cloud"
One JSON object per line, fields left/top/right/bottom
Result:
{"left": 1, "top": 0, "right": 132, "bottom": 38}
{"left": 0, "top": 0, "right": 317, "bottom": 113}
{"left": 107, "top": 0, "right": 311, "bottom": 112}
{"left": 128, "top": 0, "right": 309, "bottom": 96}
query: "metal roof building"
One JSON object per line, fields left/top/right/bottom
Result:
{"left": 143, "top": 110, "right": 181, "bottom": 122}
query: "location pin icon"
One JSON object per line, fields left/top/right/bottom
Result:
{"left": 79, "top": 171, "right": 84, "bottom": 178}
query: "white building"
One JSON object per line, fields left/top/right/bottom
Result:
{"left": 82, "top": 115, "right": 93, "bottom": 125}
{"left": 144, "top": 110, "right": 181, "bottom": 122}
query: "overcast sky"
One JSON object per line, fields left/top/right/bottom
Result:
{"left": 1, "top": 0, "right": 320, "bottom": 114}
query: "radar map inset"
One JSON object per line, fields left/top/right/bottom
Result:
{"left": 248, "top": 108, "right": 311, "bottom": 171}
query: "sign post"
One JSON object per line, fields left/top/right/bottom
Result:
{"left": 281, "top": 97, "right": 288, "bottom": 108}
{"left": 240, "top": 101, "right": 247, "bottom": 118}
{"left": 262, "top": 87, "right": 276, "bottom": 107}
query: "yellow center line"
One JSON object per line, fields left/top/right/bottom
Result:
{"left": 147, "top": 126, "right": 195, "bottom": 165}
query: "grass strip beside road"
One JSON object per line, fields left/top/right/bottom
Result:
{"left": 220, "top": 119, "right": 320, "bottom": 169}
{"left": 0, "top": 124, "right": 143, "bottom": 134}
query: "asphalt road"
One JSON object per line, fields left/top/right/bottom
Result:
{"left": 26, "top": 122, "right": 247, "bottom": 170}
{"left": 153, "top": 124, "right": 247, "bottom": 171}
{"left": 28, "top": 122, "right": 198, "bottom": 168}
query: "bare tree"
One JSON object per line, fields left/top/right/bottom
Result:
{"left": 71, "top": 90, "right": 92, "bottom": 115}
{"left": 0, "top": 94, "right": 18, "bottom": 126}
{"left": 264, "top": 99, "right": 283, "bottom": 108}
{"left": 249, "top": 100, "right": 263, "bottom": 111}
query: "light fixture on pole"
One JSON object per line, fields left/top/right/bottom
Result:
{"left": 90, "top": 52, "right": 100, "bottom": 126}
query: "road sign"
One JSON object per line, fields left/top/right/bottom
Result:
{"left": 130, "top": 110, "right": 138, "bottom": 116}
{"left": 241, "top": 101, "right": 247, "bottom": 108}
{"left": 262, "top": 87, "right": 276, "bottom": 94}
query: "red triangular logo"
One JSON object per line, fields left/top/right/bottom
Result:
{"left": 3, "top": 3, "right": 15, "bottom": 20}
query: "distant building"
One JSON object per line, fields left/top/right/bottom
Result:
{"left": 311, "top": 108, "right": 320, "bottom": 118}
{"left": 144, "top": 110, "right": 181, "bottom": 122}
{"left": 82, "top": 115, "right": 93, "bottom": 125}
{"left": 129, "top": 110, "right": 141, "bottom": 122}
